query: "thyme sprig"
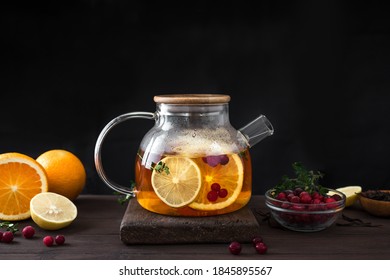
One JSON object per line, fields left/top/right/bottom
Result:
{"left": 273, "top": 162, "right": 328, "bottom": 196}
{"left": 151, "top": 161, "right": 170, "bottom": 175}
{"left": 114, "top": 180, "right": 136, "bottom": 205}
{"left": 137, "top": 153, "right": 170, "bottom": 175}
{"left": 0, "top": 221, "right": 19, "bottom": 233}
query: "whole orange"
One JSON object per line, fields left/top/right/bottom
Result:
{"left": 36, "top": 149, "right": 86, "bottom": 200}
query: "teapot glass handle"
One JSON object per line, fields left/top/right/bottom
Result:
{"left": 94, "top": 112, "right": 156, "bottom": 196}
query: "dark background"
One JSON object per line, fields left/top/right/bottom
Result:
{"left": 1, "top": 1, "right": 389, "bottom": 195}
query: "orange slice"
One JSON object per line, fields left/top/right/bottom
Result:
{"left": 189, "top": 154, "right": 244, "bottom": 211}
{"left": 0, "top": 152, "right": 48, "bottom": 221}
{"left": 151, "top": 156, "right": 202, "bottom": 208}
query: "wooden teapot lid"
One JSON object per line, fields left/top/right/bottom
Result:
{"left": 154, "top": 94, "right": 231, "bottom": 104}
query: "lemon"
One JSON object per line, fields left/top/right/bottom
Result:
{"left": 151, "top": 156, "right": 202, "bottom": 208}
{"left": 36, "top": 149, "right": 86, "bottom": 200}
{"left": 189, "top": 154, "right": 244, "bottom": 211}
{"left": 30, "top": 192, "right": 77, "bottom": 230}
{"left": 336, "top": 186, "right": 362, "bottom": 207}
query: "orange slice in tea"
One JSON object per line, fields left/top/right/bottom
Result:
{"left": 0, "top": 152, "right": 48, "bottom": 221}
{"left": 189, "top": 154, "right": 244, "bottom": 211}
{"left": 151, "top": 156, "right": 202, "bottom": 208}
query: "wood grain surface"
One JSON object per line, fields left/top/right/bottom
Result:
{"left": 0, "top": 195, "right": 389, "bottom": 260}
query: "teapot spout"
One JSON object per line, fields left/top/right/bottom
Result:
{"left": 238, "top": 115, "right": 274, "bottom": 148}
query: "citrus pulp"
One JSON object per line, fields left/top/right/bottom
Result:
{"left": 0, "top": 152, "right": 48, "bottom": 221}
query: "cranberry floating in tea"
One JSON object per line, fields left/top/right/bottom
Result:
{"left": 94, "top": 94, "right": 274, "bottom": 216}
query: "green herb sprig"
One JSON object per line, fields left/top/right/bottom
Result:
{"left": 114, "top": 181, "right": 136, "bottom": 205}
{"left": 273, "top": 162, "right": 327, "bottom": 196}
{"left": 151, "top": 161, "right": 170, "bottom": 175}
{"left": 137, "top": 153, "right": 170, "bottom": 175}
{"left": 0, "top": 221, "right": 19, "bottom": 233}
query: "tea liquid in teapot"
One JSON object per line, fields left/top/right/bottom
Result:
{"left": 95, "top": 94, "right": 273, "bottom": 216}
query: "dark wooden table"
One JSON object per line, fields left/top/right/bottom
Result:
{"left": 1, "top": 195, "right": 389, "bottom": 260}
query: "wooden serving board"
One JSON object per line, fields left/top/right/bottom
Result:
{"left": 120, "top": 199, "right": 261, "bottom": 245}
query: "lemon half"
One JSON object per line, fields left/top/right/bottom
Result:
{"left": 336, "top": 186, "right": 362, "bottom": 207}
{"left": 30, "top": 192, "right": 77, "bottom": 230}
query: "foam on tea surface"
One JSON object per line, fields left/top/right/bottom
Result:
{"left": 168, "top": 128, "right": 242, "bottom": 156}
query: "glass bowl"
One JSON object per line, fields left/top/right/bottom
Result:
{"left": 265, "top": 188, "right": 346, "bottom": 232}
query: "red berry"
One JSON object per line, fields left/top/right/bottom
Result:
{"left": 255, "top": 242, "right": 268, "bottom": 254}
{"left": 43, "top": 236, "right": 54, "bottom": 247}
{"left": 293, "top": 187, "right": 303, "bottom": 196}
{"left": 291, "top": 204, "right": 305, "bottom": 211}
{"left": 218, "top": 188, "right": 228, "bottom": 198}
{"left": 290, "top": 195, "right": 300, "bottom": 203}
{"left": 276, "top": 192, "right": 287, "bottom": 201}
{"left": 22, "top": 226, "right": 35, "bottom": 239}
{"left": 228, "top": 241, "right": 242, "bottom": 255}
{"left": 311, "top": 191, "right": 321, "bottom": 200}
{"left": 211, "top": 183, "right": 221, "bottom": 192}
{"left": 207, "top": 190, "right": 219, "bottom": 202}
{"left": 2, "top": 231, "right": 14, "bottom": 243}
{"left": 286, "top": 193, "right": 295, "bottom": 201}
{"left": 331, "top": 194, "right": 342, "bottom": 201}
{"left": 219, "top": 155, "right": 229, "bottom": 165}
{"left": 325, "top": 197, "right": 336, "bottom": 203}
{"left": 299, "top": 191, "right": 310, "bottom": 198}
{"left": 55, "top": 235, "right": 65, "bottom": 245}
{"left": 325, "top": 197, "right": 337, "bottom": 209}
{"left": 312, "top": 198, "right": 322, "bottom": 204}
{"left": 300, "top": 194, "right": 312, "bottom": 204}
{"left": 252, "top": 236, "right": 263, "bottom": 246}
{"left": 205, "top": 156, "right": 220, "bottom": 167}
{"left": 281, "top": 202, "right": 290, "bottom": 209}
{"left": 0, "top": 231, "right": 3, "bottom": 242}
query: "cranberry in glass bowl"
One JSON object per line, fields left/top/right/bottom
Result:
{"left": 265, "top": 188, "right": 346, "bottom": 232}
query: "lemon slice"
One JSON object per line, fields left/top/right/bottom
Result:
{"left": 151, "top": 156, "right": 202, "bottom": 208}
{"left": 30, "top": 192, "right": 78, "bottom": 230}
{"left": 189, "top": 154, "right": 244, "bottom": 211}
{"left": 336, "top": 186, "right": 362, "bottom": 207}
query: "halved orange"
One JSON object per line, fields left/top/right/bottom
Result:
{"left": 189, "top": 154, "right": 244, "bottom": 211}
{"left": 0, "top": 152, "right": 48, "bottom": 221}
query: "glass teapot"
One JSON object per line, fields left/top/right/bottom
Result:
{"left": 94, "top": 94, "right": 273, "bottom": 216}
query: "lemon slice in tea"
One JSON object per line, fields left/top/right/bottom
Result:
{"left": 189, "top": 154, "right": 244, "bottom": 211}
{"left": 30, "top": 192, "right": 77, "bottom": 230}
{"left": 151, "top": 156, "right": 202, "bottom": 208}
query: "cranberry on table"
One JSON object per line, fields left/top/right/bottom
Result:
{"left": 0, "top": 231, "right": 3, "bottom": 242}
{"left": 229, "top": 241, "right": 242, "bottom": 255}
{"left": 255, "top": 242, "right": 268, "bottom": 254}
{"left": 55, "top": 235, "right": 65, "bottom": 245}
{"left": 22, "top": 225, "right": 35, "bottom": 239}
{"left": 252, "top": 236, "right": 263, "bottom": 246}
{"left": 2, "top": 231, "right": 14, "bottom": 243}
{"left": 43, "top": 236, "right": 54, "bottom": 247}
